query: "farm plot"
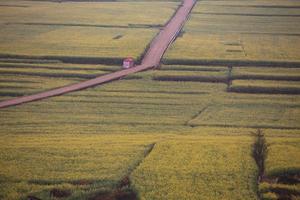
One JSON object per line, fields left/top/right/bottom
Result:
{"left": 1, "top": 0, "right": 300, "bottom": 199}
{"left": 0, "top": 0, "right": 179, "bottom": 62}
{"left": 0, "top": 134, "right": 157, "bottom": 200}
{"left": 0, "top": 77, "right": 222, "bottom": 135}
{"left": 228, "top": 66, "right": 300, "bottom": 94}
{"left": 0, "top": 1, "right": 178, "bottom": 27}
{"left": 228, "top": 80, "right": 300, "bottom": 94}
{"left": 258, "top": 136, "right": 300, "bottom": 200}
{"left": 163, "top": 0, "right": 300, "bottom": 64}
{"left": 0, "top": 25, "right": 157, "bottom": 62}
{"left": 153, "top": 65, "right": 229, "bottom": 83}
{"left": 188, "top": 103, "right": 300, "bottom": 129}
{"left": 1, "top": 65, "right": 300, "bottom": 134}
{"left": 0, "top": 64, "right": 300, "bottom": 199}
{"left": 131, "top": 135, "right": 258, "bottom": 200}
{"left": 231, "top": 67, "right": 300, "bottom": 81}
{"left": 266, "top": 137, "right": 300, "bottom": 177}
{"left": 0, "top": 62, "right": 120, "bottom": 101}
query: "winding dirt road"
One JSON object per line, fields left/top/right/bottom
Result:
{"left": 0, "top": 0, "right": 196, "bottom": 109}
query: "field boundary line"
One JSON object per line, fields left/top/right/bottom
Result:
{"left": 163, "top": 59, "right": 300, "bottom": 68}
{"left": 185, "top": 105, "right": 209, "bottom": 127}
{"left": 191, "top": 124, "right": 300, "bottom": 130}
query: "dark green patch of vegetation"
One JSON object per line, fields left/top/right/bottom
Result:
{"left": 0, "top": 4, "right": 28, "bottom": 7}
{"left": 0, "top": 79, "right": 37, "bottom": 84}
{"left": 153, "top": 75, "right": 228, "bottom": 83}
{"left": 0, "top": 86, "right": 30, "bottom": 90}
{"left": 162, "top": 59, "right": 300, "bottom": 68}
{"left": 193, "top": 12, "right": 300, "bottom": 17}
{"left": 0, "top": 58, "right": 61, "bottom": 64}
{"left": 6, "top": 22, "right": 162, "bottom": 29}
{"left": 49, "top": 188, "right": 71, "bottom": 198}
{"left": 228, "top": 86, "right": 300, "bottom": 94}
{"left": 252, "top": 129, "right": 268, "bottom": 183}
{"left": 0, "top": 92, "right": 24, "bottom": 97}
{"left": 0, "top": 54, "right": 124, "bottom": 65}
{"left": 0, "top": 63, "right": 109, "bottom": 72}
{"left": 231, "top": 75, "right": 300, "bottom": 81}
{"left": 160, "top": 66, "right": 224, "bottom": 72}
{"left": 0, "top": 71, "right": 102, "bottom": 79}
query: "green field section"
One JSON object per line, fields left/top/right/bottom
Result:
{"left": 0, "top": 65, "right": 299, "bottom": 199}
{"left": 0, "top": 134, "right": 157, "bottom": 200}
{"left": 0, "top": 0, "right": 179, "bottom": 62}
{"left": 153, "top": 65, "right": 229, "bottom": 83}
{"left": 266, "top": 137, "right": 300, "bottom": 177}
{"left": 0, "top": 0, "right": 300, "bottom": 199}
{"left": 0, "top": 78, "right": 216, "bottom": 134}
{"left": 131, "top": 135, "right": 258, "bottom": 200}
{"left": 232, "top": 67, "right": 300, "bottom": 81}
{"left": 228, "top": 66, "right": 300, "bottom": 94}
{"left": 0, "top": 26, "right": 156, "bottom": 61}
{"left": 163, "top": 0, "right": 300, "bottom": 63}
{"left": 0, "top": 1, "right": 178, "bottom": 26}
{"left": 1, "top": 65, "right": 299, "bottom": 134}
{"left": 188, "top": 103, "right": 300, "bottom": 129}
{"left": 229, "top": 80, "right": 300, "bottom": 94}
{"left": 258, "top": 136, "right": 300, "bottom": 200}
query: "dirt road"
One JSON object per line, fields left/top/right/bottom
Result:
{"left": 0, "top": 0, "right": 196, "bottom": 109}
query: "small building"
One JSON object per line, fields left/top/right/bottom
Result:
{"left": 123, "top": 57, "right": 135, "bottom": 69}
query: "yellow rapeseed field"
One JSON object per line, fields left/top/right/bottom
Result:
{"left": 266, "top": 136, "right": 300, "bottom": 177}
{"left": 0, "top": 26, "right": 157, "bottom": 59}
{"left": 0, "top": 0, "right": 179, "bottom": 60}
{"left": 0, "top": 134, "right": 158, "bottom": 200}
{"left": 164, "top": 0, "right": 300, "bottom": 62}
{"left": 0, "top": 0, "right": 178, "bottom": 26}
{"left": 131, "top": 135, "right": 258, "bottom": 200}
{"left": 0, "top": 0, "right": 300, "bottom": 199}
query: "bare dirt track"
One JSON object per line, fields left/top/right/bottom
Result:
{"left": 0, "top": 0, "right": 196, "bottom": 109}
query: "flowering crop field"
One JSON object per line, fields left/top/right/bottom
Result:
{"left": 257, "top": 136, "right": 300, "bottom": 200}
{"left": 163, "top": 0, "right": 300, "bottom": 63}
{"left": 0, "top": 134, "right": 157, "bottom": 200}
{"left": 0, "top": 0, "right": 300, "bottom": 199}
{"left": 0, "top": 0, "right": 178, "bottom": 61}
{"left": 131, "top": 135, "right": 258, "bottom": 200}
{"left": 1, "top": 64, "right": 300, "bottom": 199}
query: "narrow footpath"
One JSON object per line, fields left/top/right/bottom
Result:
{"left": 0, "top": 0, "right": 196, "bottom": 109}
